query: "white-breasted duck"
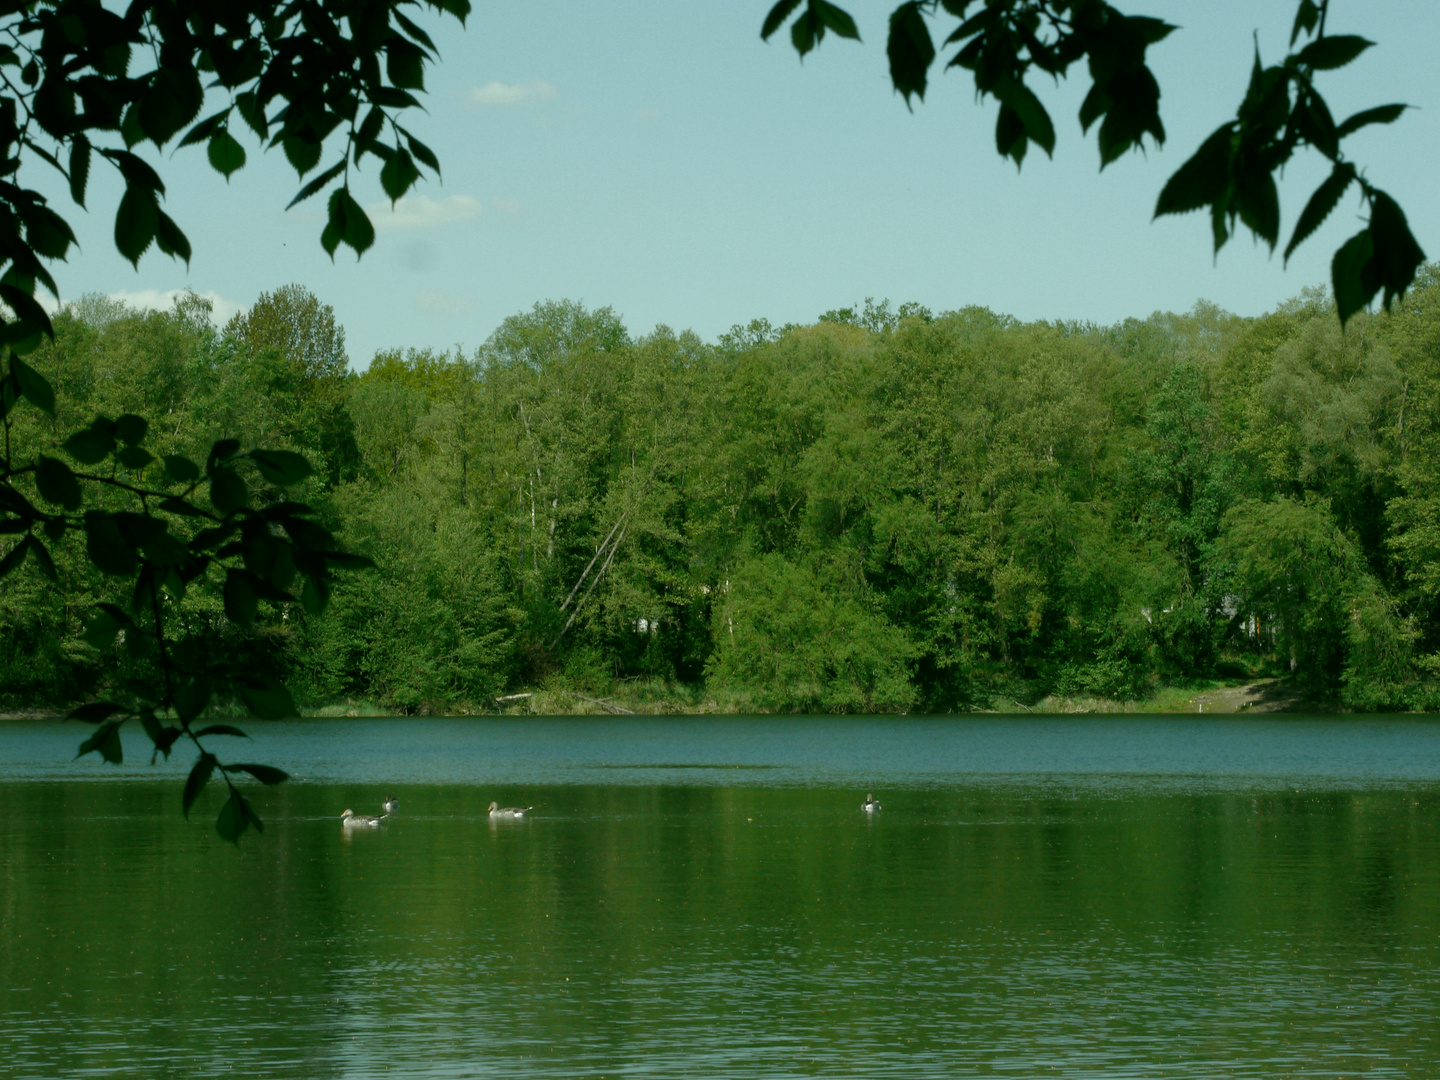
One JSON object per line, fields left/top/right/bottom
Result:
{"left": 382, "top": 795, "right": 399, "bottom": 817}
{"left": 862, "top": 793, "right": 881, "bottom": 814}
{"left": 341, "top": 809, "right": 384, "bottom": 828}
{"left": 488, "top": 801, "right": 532, "bottom": 819}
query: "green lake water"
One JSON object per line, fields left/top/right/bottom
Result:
{"left": 1, "top": 716, "right": 1438, "bottom": 1078}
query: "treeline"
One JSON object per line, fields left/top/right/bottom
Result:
{"left": 6, "top": 275, "right": 1440, "bottom": 713}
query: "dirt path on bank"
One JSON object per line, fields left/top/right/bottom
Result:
{"left": 1188, "top": 680, "right": 1314, "bottom": 713}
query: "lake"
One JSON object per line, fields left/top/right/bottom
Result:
{"left": 2, "top": 715, "right": 1438, "bottom": 1078}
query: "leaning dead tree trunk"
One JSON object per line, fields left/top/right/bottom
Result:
{"left": 559, "top": 511, "right": 627, "bottom": 614}
{"left": 552, "top": 521, "right": 627, "bottom": 648}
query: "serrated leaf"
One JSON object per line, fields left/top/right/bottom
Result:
{"left": 283, "top": 135, "right": 322, "bottom": 175}
{"left": 35, "top": 455, "right": 82, "bottom": 510}
{"left": 155, "top": 212, "right": 191, "bottom": 264}
{"left": 379, "top": 149, "right": 420, "bottom": 202}
{"left": 762, "top": 0, "right": 804, "bottom": 39}
{"left": 887, "top": 2, "right": 934, "bottom": 106}
{"left": 1336, "top": 103, "right": 1407, "bottom": 139}
{"left": 814, "top": 0, "right": 859, "bottom": 40}
{"left": 115, "top": 186, "right": 158, "bottom": 266}
{"left": 208, "top": 129, "right": 246, "bottom": 178}
{"left": 231, "top": 762, "right": 289, "bottom": 785}
{"left": 1285, "top": 163, "right": 1353, "bottom": 264}
{"left": 406, "top": 134, "right": 439, "bottom": 175}
{"left": 1332, "top": 228, "right": 1376, "bottom": 325}
{"left": 183, "top": 753, "right": 217, "bottom": 817}
{"left": 1154, "top": 125, "right": 1234, "bottom": 220}
{"left": 69, "top": 133, "right": 91, "bottom": 207}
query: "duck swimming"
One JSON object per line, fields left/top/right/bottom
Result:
{"left": 488, "top": 801, "right": 533, "bottom": 819}
{"left": 862, "top": 793, "right": 881, "bottom": 814}
{"left": 382, "top": 795, "right": 399, "bottom": 817}
{"left": 341, "top": 809, "right": 385, "bottom": 828}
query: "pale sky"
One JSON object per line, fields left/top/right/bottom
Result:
{"left": 39, "top": 2, "right": 1440, "bottom": 367}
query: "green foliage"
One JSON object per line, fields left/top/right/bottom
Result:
{"left": 765, "top": 1, "right": 1424, "bottom": 322}
{"left": 13, "top": 271, "right": 1440, "bottom": 725}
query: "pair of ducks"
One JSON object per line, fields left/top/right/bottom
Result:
{"left": 341, "top": 795, "right": 399, "bottom": 828}
{"left": 340, "top": 796, "right": 535, "bottom": 826}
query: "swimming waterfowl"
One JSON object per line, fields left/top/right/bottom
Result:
{"left": 341, "top": 809, "right": 385, "bottom": 828}
{"left": 488, "top": 801, "right": 532, "bottom": 819}
{"left": 382, "top": 795, "right": 399, "bottom": 817}
{"left": 862, "top": 793, "right": 881, "bottom": 814}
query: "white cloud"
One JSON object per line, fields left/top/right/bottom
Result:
{"left": 467, "top": 80, "right": 557, "bottom": 106}
{"left": 366, "top": 194, "right": 482, "bottom": 232}
{"left": 415, "top": 292, "right": 471, "bottom": 316}
{"left": 98, "top": 289, "right": 245, "bottom": 326}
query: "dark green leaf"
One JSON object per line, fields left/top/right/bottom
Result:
{"left": 155, "top": 212, "right": 192, "bottom": 264}
{"left": 178, "top": 109, "right": 229, "bottom": 148}
{"left": 250, "top": 449, "right": 315, "bottom": 487}
{"left": 216, "top": 790, "right": 253, "bottom": 843}
{"left": 70, "top": 133, "right": 91, "bottom": 207}
{"left": 10, "top": 356, "right": 56, "bottom": 416}
{"left": 208, "top": 130, "right": 246, "bottom": 178}
{"left": 210, "top": 467, "right": 248, "bottom": 514}
{"left": 195, "top": 724, "right": 249, "bottom": 739}
{"left": 164, "top": 455, "right": 200, "bottom": 483}
{"left": 115, "top": 186, "right": 158, "bottom": 266}
{"left": 406, "top": 135, "right": 440, "bottom": 175}
{"left": 1154, "top": 125, "right": 1234, "bottom": 220}
{"left": 379, "top": 149, "right": 420, "bottom": 202}
{"left": 1368, "top": 190, "right": 1426, "bottom": 310}
{"left": 224, "top": 568, "right": 258, "bottom": 625}
{"left": 174, "top": 676, "right": 214, "bottom": 723}
{"left": 286, "top": 159, "right": 346, "bottom": 211}
{"left": 29, "top": 536, "right": 57, "bottom": 581}
{"left": 1336, "top": 103, "right": 1407, "bottom": 138}
{"left": 207, "top": 438, "right": 241, "bottom": 470}
{"left": 36, "top": 455, "right": 82, "bottom": 510}
{"left": 283, "top": 135, "right": 322, "bottom": 175}
{"left": 762, "top": 0, "right": 804, "bottom": 39}
{"left": 183, "top": 753, "right": 217, "bottom": 817}
{"left": 231, "top": 762, "right": 289, "bottom": 785}
{"left": 1332, "top": 228, "right": 1376, "bottom": 325}
{"left": 1291, "top": 0, "right": 1319, "bottom": 45}
{"left": 814, "top": 0, "right": 859, "bottom": 40}
{"left": 887, "top": 2, "right": 934, "bottom": 106}
{"left": 0, "top": 536, "right": 30, "bottom": 580}
{"left": 64, "top": 426, "right": 116, "bottom": 464}
{"left": 117, "top": 445, "right": 154, "bottom": 470}
{"left": 1296, "top": 35, "right": 1372, "bottom": 71}
{"left": 1285, "top": 163, "right": 1353, "bottom": 264}
{"left": 85, "top": 512, "right": 138, "bottom": 576}
{"left": 239, "top": 679, "right": 298, "bottom": 720}
{"left": 386, "top": 38, "right": 426, "bottom": 90}
{"left": 77, "top": 719, "right": 124, "bottom": 764}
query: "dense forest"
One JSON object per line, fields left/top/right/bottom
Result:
{"left": 5, "top": 272, "right": 1440, "bottom": 714}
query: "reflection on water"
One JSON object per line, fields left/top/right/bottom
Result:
{"left": 1, "top": 717, "right": 1438, "bottom": 1078}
